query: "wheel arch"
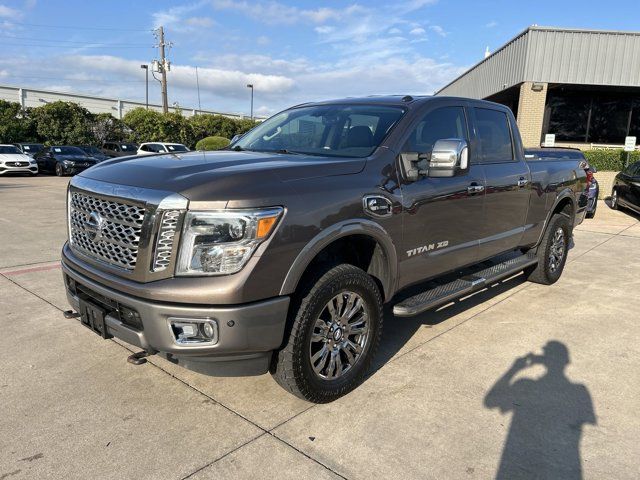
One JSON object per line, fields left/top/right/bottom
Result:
{"left": 535, "top": 190, "right": 576, "bottom": 248}
{"left": 279, "top": 220, "right": 398, "bottom": 302}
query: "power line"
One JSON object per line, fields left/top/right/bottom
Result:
{"left": 0, "top": 34, "right": 151, "bottom": 46}
{"left": 2, "top": 42, "right": 151, "bottom": 49}
{"left": 8, "top": 21, "right": 148, "bottom": 32}
{"left": 0, "top": 75, "right": 145, "bottom": 85}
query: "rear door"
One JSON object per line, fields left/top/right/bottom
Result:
{"left": 398, "top": 100, "right": 485, "bottom": 288}
{"left": 473, "top": 106, "right": 531, "bottom": 260}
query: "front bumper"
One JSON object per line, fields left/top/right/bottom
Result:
{"left": 0, "top": 164, "right": 37, "bottom": 175}
{"left": 62, "top": 259, "right": 290, "bottom": 376}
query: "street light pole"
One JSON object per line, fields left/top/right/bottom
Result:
{"left": 195, "top": 66, "right": 202, "bottom": 114}
{"left": 140, "top": 64, "right": 149, "bottom": 109}
{"left": 246, "top": 84, "right": 254, "bottom": 120}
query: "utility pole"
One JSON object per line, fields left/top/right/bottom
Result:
{"left": 153, "top": 26, "right": 171, "bottom": 113}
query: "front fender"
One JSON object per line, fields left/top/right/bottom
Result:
{"left": 279, "top": 219, "right": 398, "bottom": 302}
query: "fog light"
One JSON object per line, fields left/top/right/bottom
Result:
{"left": 168, "top": 318, "right": 218, "bottom": 345}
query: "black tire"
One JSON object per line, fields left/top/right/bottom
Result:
{"left": 270, "top": 264, "right": 383, "bottom": 403}
{"left": 525, "top": 214, "right": 571, "bottom": 285}
{"left": 610, "top": 188, "right": 619, "bottom": 210}
{"left": 55, "top": 163, "right": 65, "bottom": 177}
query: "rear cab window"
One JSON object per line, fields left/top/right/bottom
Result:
{"left": 475, "top": 108, "right": 514, "bottom": 163}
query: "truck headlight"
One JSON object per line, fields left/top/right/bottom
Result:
{"left": 176, "top": 208, "right": 283, "bottom": 276}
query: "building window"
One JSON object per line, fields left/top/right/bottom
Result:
{"left": 545, "top": 86, "right": 640, "bottom": 144}
{"left": 546, "top": 90, "right": 590, "bottom": 142}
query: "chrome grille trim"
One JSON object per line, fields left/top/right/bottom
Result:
{"left": 69, "top": 191, "right": 146, "bottom": 271}
{"left": 152, "top": 210, "right": 181, "bottom": 272}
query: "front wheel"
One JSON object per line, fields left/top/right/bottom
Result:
{"left": 610, "top": 188, "right": 619, "bottom": 210}
{"left": 271, "top": 264, "right": 383, "bottom": 403}
{"left": 525, "top": 214, "right": 570, "bottom": 285}
{"left": 55, "top": 163, "right": 65, "bottom": 177}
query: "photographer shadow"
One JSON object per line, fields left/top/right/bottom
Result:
{"left": 484, "top": 341, "right": 596, "bottom": 479}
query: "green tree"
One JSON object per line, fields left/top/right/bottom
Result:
{"left": 91, "top": 113, "right": 127, "bottom": 144}
{"left": 189, "top": 114, "right": 257, "bottom": 142}
{"left": 0, "top": 100, "right": 36, "bottom": 143}
{"left": 31, "top": 101, "right": 95, "bottom": 145}
{"left": 122, "top": 108, "right": 165, "bottom": 144}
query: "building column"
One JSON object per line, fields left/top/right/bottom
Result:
{"left": 516, "top": 82, "right": 547, "bottom": 148}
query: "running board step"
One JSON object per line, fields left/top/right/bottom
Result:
{"left": 393, "top": 253, "right": 538, "bottom": 317}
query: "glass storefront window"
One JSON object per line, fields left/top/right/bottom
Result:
{"left": 546, "top": 90, "right": 590, "bottom": 142}
{"left": 545, "top": 87, "right": 640, "bottom": 144}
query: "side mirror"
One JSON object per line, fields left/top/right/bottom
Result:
{"left": 399, "top": 138, "right": 469, "bottom": 181}
{"left": 428, "top": 138, "right": 468, "bottom": 178}
{"left": 230, "top": 134, "right": 243, "bottom": 145}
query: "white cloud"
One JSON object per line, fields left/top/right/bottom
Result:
{"left": 256, "top": 35, "right": 270, "bottom": 46}
{"left": 485, "top": 20, "right": 498, "bottom": 28}
{"left": 409, "top": 27, "right": 426, "bottom": 36}
{"left": 387, "top": 27, "right": 402, "bottom": 35}
{"left": 184, "top": 16, "right": 215, "bottom": 28}
{"left": 211, "top": 0, "right": 365, "bottom": 25}
{"left": 152, "top": 1, "right": 209, "bottom": 29}
{"left": 0, "top": 4, "right": 21, "bottom": 17}
{"left": 429, "top": 25, "right": 447, "bottom": 37}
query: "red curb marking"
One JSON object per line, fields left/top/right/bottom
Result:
{"left": 1, "top": 263, "right": 61, "bottom": 276}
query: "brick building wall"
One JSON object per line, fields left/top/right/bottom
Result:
{"left": 516, "top": 82, "right": 548, "bottom": 148}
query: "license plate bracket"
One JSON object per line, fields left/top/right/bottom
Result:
{"left": 79, "top": 298, "right": 112, "bottom": 339}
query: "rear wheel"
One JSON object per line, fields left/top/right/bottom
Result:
{"left": 525, "top": 214, "right": 570, "bottom": 285}
{"left": 271, "top": 264, "right": 383, "bottom": 403}
{"left": 55, "top": 163, "right": 65, "bottom": 177}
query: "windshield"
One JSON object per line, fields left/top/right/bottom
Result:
{"left": 52, "top": 146, "right": 86, "bottom": 155}
{"left": 234, "top": 104, "right": 406, "bottom": 158}
{"left": 167, "top": 144, "right": 189, "bottom": 152}
{"left": 0, "top": 146, "right": 22, "bottom": 154}
{"left": 22, "top": 144, "right": 43, "bottom": 153}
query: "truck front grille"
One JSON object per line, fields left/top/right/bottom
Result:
{"left": 152, "top": 210, "right": 180, "bottom": 271}
{"left": 69, "top": 191, "right": 146, "bottom": 271}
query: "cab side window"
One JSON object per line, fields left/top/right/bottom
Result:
{"left": 475, "top": 108, "right": 514, "bottom": 163}
{"left": 403, "top": 106, "right": 467, "bottom": 154}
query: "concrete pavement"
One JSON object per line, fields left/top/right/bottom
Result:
{"left": 1, "top": 175, "right": 639, "bottom": 479}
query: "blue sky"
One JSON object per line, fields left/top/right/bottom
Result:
{"left": 1, "top": 0, "right": 639, "bottom": 116}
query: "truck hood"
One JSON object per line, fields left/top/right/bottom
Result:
{"left": 79, "top": 150, "right": 366, "bottom": 201}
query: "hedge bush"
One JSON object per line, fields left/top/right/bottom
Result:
{"left": 583, "top": 149, "right": 640, "bottom": 171}
{"left": 195, "top": 136, "right": 230, "bottom": 151}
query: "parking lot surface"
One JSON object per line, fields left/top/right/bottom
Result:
{"left": 1, "top": 175, "right": 639, "bottom": 479}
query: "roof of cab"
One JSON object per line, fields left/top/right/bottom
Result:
{"left": 289, "top": 95, "right": 508, "bottom": 110}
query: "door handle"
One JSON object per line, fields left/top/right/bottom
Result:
{"left": 467, "top": 183, "right": 485, "bottom": 194}
{"left": 517, "top": 177, "right": 529, "bottom": 188}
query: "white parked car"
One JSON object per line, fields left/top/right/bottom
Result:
{"left": 0, "top": 144, "right": 38, "bottom": 175}
{"left": 137, "top": 142, "right": 190, "bottom": 155}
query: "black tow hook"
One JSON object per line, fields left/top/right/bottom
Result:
{"left": 63, "top": 310, "right": 81, "bottom": 319}
{"left": 127, "top": 351, "right": 153, "bottom": 366}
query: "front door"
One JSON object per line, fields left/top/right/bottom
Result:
{"left": 472, "top": 107, "right": 531, "bottom": 260}
{"left": 398, "top": 103, "right": 485, "bottom": 289}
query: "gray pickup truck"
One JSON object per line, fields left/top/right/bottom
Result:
{"left": 62, "top": 96, "right": 588, "bottom": 402}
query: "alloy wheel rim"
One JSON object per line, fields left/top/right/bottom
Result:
{"left": 309, "top": 291, "right": 369, "bottom": 380}
{"left": 612, "top": 191, "right": 617, "bottom": 207}
{"left": 549, "top": 227, "right": 566, "bottom": 273}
